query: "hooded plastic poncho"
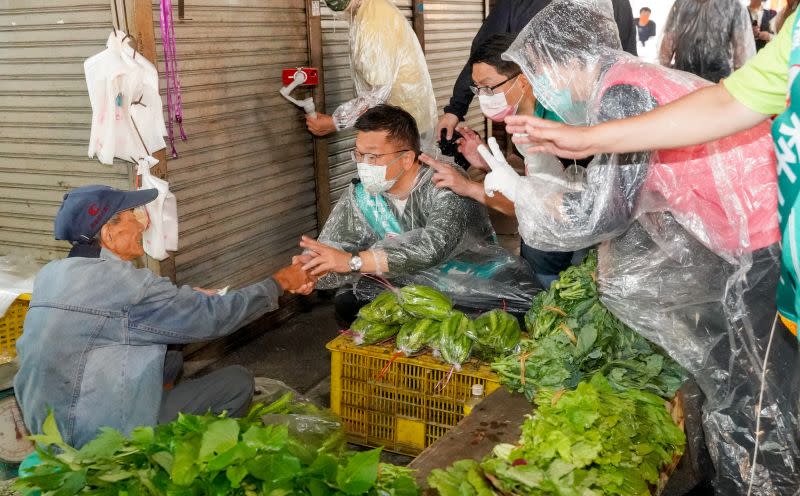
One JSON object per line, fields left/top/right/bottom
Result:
{"left": 315, "top": 165, "right": 539, "bottom": 314}
{"left": 503, "top": 0, "right": 799, "bottom": 493}
{"left": 331, "top": 0, "right": 438, "bottom": 146}
{"left": 658, "top": 0, "right": 755, "bottom": 83}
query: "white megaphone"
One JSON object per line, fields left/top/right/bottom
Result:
{"left": 280, "top": 67, "right": 318, "bottom": 117}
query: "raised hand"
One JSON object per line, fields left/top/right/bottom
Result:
{"left": 455, "top": 126, "right": 490, "bottom": 171}
{"left": 420, "top": 153, "right": 480, "bottom": 198}
{"left": 436, "top": 113, "right": 460, "bottom": 141}
{"left": 477, "top": 137, "right": 522, "bottom": 204}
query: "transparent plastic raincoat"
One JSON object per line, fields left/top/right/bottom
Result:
{"left": 331, "top": 0, "right": 438, "bottom": 145}
{"left": 503, "top": 0, "right": 799, "bottom": 492}
{"left": 659, "top": 0, "right": 755, "bottom": 83}
{"left": 315, "top": 166, "right": 539, "bottom": 314}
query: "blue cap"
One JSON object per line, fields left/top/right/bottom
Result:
{"left": 54, "top": 185, "right": 158, "bottom": 244}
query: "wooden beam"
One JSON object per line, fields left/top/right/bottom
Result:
{"left": 130, "top": 0, "right": 177, "bottom": 282}
{"left": 305, "top": 0, "right": 332, "bottom": 229}
{"left": 412, "top": 0, "right": 425, "bottom": 50}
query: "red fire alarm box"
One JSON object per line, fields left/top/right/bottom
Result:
{"left": 282, "top": 67, "right": 319, "bottom": 86}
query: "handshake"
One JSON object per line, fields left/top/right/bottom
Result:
{"left": 273, "top": 234, "right": 354, "bottom": 294}
{"left": 196, "top": 235, "right": 347, "bottom": 297}
{"left": 272, "top": 257, "right": 318, "bottom": 295}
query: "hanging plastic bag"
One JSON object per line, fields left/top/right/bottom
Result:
{"left": 137, "top": 157, "right": 178, "bottom": 260}
{"left": 85, "top": 31, "right": 166, "bottom": 165}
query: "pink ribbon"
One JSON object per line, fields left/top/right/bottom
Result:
{"left": 160, "top": 0, "right": 187, "bottom": 158}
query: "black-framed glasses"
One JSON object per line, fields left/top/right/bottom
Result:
{"left": 469, "top": 74, "right": 520, "bottom": 96}
{"left": 351, "top": 149, "right": 410, "bottom": 165}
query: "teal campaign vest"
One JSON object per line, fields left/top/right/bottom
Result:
{"left": 352, "top": 183, "right": 503, "bottom": 279}
{"left": 771, "top": 13, "right": 800, "bottom": 337}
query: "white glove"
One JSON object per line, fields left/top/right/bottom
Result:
{"left": 478, "top": 137, "right": 522, "bottom": 204}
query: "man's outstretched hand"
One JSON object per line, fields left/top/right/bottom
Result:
{"left": 299, "top": 236, "right": 352, "bottom": 276}
{"left": 273, "top": 262, "right": 316, "bottom": 295}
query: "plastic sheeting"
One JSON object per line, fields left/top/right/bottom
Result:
{"left": 332, "top": 0, "right": 438, "bottom": 146}
{"left": 503, "top": 0, "right": 799, "bottom": 493}
{"left": 0, "top": 255, "right": 38, "bottom": 317}
{"left": 659, "top": 0, "right": 755, "bottom": 83}
{"left": 315, "top": 165, "right": 539, "bottom": 314}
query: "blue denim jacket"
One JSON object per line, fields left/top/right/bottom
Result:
{"left": 14, "top": 248, "right": 282, "bottom": 448}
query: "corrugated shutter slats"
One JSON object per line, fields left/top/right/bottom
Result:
{"left": 424, "top": 0, "right": 485, "bottom": 133}
{"left": 0, "top": 0, "right": 132, "bottom": 261}
{"left": 153, "top": 0, "right": 317, "bottom": 288}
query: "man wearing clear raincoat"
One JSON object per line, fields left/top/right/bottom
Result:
{"left": 478, "top": 0, "right": 800, "bottom": 492}
{"left": 305, "top": 0, "right": 438, "bottom": 147}
{"left": 298, "top": 104, "right": 538, "bottom": 325}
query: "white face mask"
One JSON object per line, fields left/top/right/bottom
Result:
{"left": 357, "top": 162, "right": 402, "bottom": 194}
{"left": 478, "top": 77, "right": 522, "bottom": 122}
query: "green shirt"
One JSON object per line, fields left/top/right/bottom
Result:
{"left": 534, "top": 101, "right": 563, "bottom": 123}
{"left": 723, "top": 12, "right": 795, "bottom": 115}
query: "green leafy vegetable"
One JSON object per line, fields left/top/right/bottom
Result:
{"left": 438, "top": 312, "right": 474, "bottom": 368}
{"left": 496, "top": 251, "right": 685, "bottom": 400}
{"left": 357, "top": 291, "right": 412, "bottom": 326}
{"left": 351, "top": 317, "right": 400, "bottom": 346}
{"left": 429, "top": 375, "right": 686, "bottom": 496}
{"left": 468, "top": 309, "right": 521, "bottom": 360}
{"left": 16, "top": 396, "right": 419, "bottom": 496}
{"left": 396, "top": 319, "right": 440, "bottom": 355}
{"left": 399, "top": 285, "right": 453, "bottom": 320}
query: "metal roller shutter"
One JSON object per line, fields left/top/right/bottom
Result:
{"left": 321, "top": 0, "right": 413, "bottom": 204}
{"left": 0, "top": 0, "right": 133, "bottom": 262}
{"left": 423, "top": 0, "right": 486, "bottom": 134}
{"left": 153, "top": 0, "right": 317, "bottom": 288}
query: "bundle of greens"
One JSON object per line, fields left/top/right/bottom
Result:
{"left": 357, "top": 291, "right": 412, "bottom": 326}
{"left": 437, "top": 312, "right": 474, "bottom": 370}
{"left": 16, "top": 394, "right": 418, "bottom": 496}
{"left": 351, "top": 286, "right": 520, "bottom": 371}
{"left": 496, "top": 252, "right": 685, "bottom": 401}
{"left": 429, "top": 375, "right": 686, "bottom": 496}
{"left": 351, "top": 317, "right": 400, "bottom": 346}
{"left": 398, "top": 285, "right": 453, "bottom": 320}
{"left": 524, "top": 253, "right": 599, "bottom": 340}
{"left": 350, "top": 291, "right": 413, "bottom": 345}
{"left": 396, "top": 318, "right": 441, "bottom": 356}
{"left": 468, "top": 309, "right": 521, "bottom": 361}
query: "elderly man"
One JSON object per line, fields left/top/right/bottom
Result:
{"left": 14, "top": 185, "right": 313, "bottom": 448}
{"left": 299, "top": 104, "right": 537, "bottom": 324}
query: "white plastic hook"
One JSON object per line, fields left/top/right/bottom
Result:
{"left": 280, "top": 69, "right": 316, "bottom": 117}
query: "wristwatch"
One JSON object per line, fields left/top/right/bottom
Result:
{"left": 348, "top": 254, "right": 363, "bottom": 272}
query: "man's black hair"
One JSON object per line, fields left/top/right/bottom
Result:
{"left": 467, "top": 33, "right": 521, "bottom": 78}
{"left": 640, "top": 7, "right": 651, "bottom": 13}
{"left": 354, "top": 104, "right": 421, "bottom": 156}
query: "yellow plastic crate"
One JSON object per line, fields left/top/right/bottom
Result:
{"left": 0, "top": 294, "right": 30, "bottom": 365}
{"left": 327, "top": 334, "right": 500, "bottom": 456}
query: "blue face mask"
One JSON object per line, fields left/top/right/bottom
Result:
{"left": 530, "top": 74, "right": 574, "bottom": 121}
